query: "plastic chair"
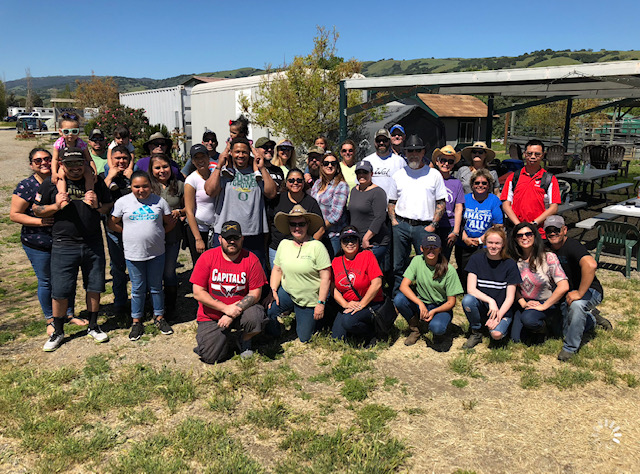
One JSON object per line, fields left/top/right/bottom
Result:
{"left": 545, "top": 144, "right": 568, "bottom": 173}
{"left": 508, "top": 143, "right": 523, "bottom": 160}
{"left": 607, "top": 145, "right": 626, "bottom": 175}
{"left": 589, "top": 145, "right": 608, "bottom": 170}
{"left": 594, "top": 221, "right": 640, "bottom": 278}
{"left": 580, "top": 145, "right": 594, "bottom": 165}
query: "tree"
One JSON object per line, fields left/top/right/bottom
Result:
{"left": 522, "top": 99, "right": 607, "bottom": 137}
{"left": 243, "top": 26, "right": 378, "bottom": 153}
{"left": 25, "top": 68, "right": 34, "bottom": 112}
{"left": 75, "top": 73, "right": 119, "bottom": 109}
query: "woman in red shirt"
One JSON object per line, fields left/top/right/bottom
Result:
{"left": 331, "top": 226, "right": 384, "bottom": 344}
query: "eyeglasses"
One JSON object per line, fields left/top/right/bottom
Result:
{"left": 61, "top": 128, "right": 80, "bottom": 135}
{"left": 545, "top": 227, "right": 562, "bottom": 236}
{"left": 473, "top": 181, "right": 489, "bottom": 186}
{"left": 287, "top": 178, "right": 304, "bottom": 184}
{"left": 516, "top": 231, "right": 534, "bottom": 240}
{"left": 438, "top": 158, "right": 455, "bottom": 165}
{"left": 289, "top": 221, "right": 308, "bottom": 228}
{"left": 375, "top": 138, "right": 390, "bottom": 144}
{"left": 524, "top": 151, "right": 543, "bottom": 158}
{"left": 391, "top": 132, "right": 404, "bottom": 137}
{"left": 322, "top": 160, "right": 337, "bottom": 167}
{"left": 341, "top": 148, "right": 354, "bottom": 154}
{"left": 203, "top": 138, "right": 217, "bottom": 143}
{"left": 151, "top": 140, "right": 166, "bottom": 148}
{"left": 31, "top": 156, "right": 52, "bottom": 165}
{"left": 260, "top": 147, "right": 274, "bottom": 153}
{"left": 471, "top": 149, "right": 486, "bottom": 155}
{"left": 308, "top": 155, "right": 321, "bottom": 162}
{"left": 341, "top": 237, "right": 359, "bottom": 245}
{"left": 279, "top": 147, "right": 293, "bottom": 153}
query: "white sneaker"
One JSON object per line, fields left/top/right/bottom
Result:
{"left": 240, "top": 349, "right": 255, "bottom": 360}
{"left": 88, "top": 327, "right": 109, "bottom": 343}
{"left": 43, "top": 333, "right": 64, "bottom": 352}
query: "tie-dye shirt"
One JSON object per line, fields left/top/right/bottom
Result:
{"left": 517, "top": 252, "right": 567, "bottom": 302}
{"left": 54, "top": 137, "right": 88, "bottom": 150}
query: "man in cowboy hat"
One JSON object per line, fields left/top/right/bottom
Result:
{"left": 134, "top": 132, "right": 185, "bottom": 180}
{"left": 500, "top": 139, "right": 561, "bottom": 238}
{"left": 190, "top": 220, "right": 268, "bottom": 362}
{"left": 363, "top": 128, "right": 406, "bottom": 199}
{"left": 457, "top": 141, "right": 500, "bottom": 195}
{"left": 387, "top": 135, "right": 447, "bottom": 294}
{"left": 389, "top": 124, "right": 406, "bottom": 157}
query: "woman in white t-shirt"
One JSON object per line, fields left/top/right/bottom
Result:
{"left": 184, "top": 147, "right": 216, "bottom": 264}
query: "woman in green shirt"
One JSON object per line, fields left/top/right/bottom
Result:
{"left": 268, "top": 205, "right": 332, "bottom": 342}
{"left": 393, "top": 232, "right": 463, "bottom": 350}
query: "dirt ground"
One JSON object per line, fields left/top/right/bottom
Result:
{"left": 1, "top": 129, "right": 639, "bottom": 473}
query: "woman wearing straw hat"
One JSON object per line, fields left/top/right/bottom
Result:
{"left": 134, "top": 132, "right": 184, "bottom": 180}
{"left": 268, "top": 205, "right": 332, "bottom": 342}
{"left": 432, "top": 146, "right": 464, "bottom": 261}
{"left": 456, "top": 142, "right": 499, "bottom": 195}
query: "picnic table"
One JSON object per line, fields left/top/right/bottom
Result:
{"left": 602, "top": 198, "right": 640, "bottom": 219}
{"left": 556, "top": 169, "right": 619, "bottom": 203}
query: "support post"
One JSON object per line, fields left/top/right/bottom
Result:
{"left": 504, "top": 112, "right": 510, "bottom": 147}
{"left": 485, "top": 94, "right": 494, "bottom": 145}
{"left": 563, "top": 98, "right": 573, "bottom": 150}
{"left": 339, "top": 81, "right": 347, "bottom": 143}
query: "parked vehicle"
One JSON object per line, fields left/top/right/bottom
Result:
{"left": 16, "top": 117, "right": 47, "bottom": 132}
{"left": 3, "top": 115, "right": 19, "bottom": 122}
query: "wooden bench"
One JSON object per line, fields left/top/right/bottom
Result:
{"left": 575, "top": 213, "right": 617, "bottom": 240}
{"left": 557, "top": 201, "right": 587, "bottom": 220}
{"left": 596, "top": 182, "right": 634, "bottom": 199}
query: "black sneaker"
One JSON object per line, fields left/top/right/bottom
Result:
{"left": 129, "top": 322, "right": 144, "bottom": 341}
{"left": 462, "top": 331, "right": 483, "bottom": 349}
{"left": 558, "top": 349, "right": 575, "bottom": 361}
{"left": 154, "top": 318, "right": 173, "bottom": 335}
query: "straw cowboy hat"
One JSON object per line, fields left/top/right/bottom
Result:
{"left": 461, "top": 141, "right": 496, "bottom": 161}
{"left": 274, "top": 204, "right": 324, "bottom": 236}
{"left": 432, "top": 145, "right": 461, "bottom": 164}
{"left": 143, "top": 132, "right": 173, "bottom": 154}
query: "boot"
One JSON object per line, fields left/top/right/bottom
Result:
{"left": 593, "top": 309, "right": 613, "bottom": 331}
{"left": 164, "top": 286, "right": 178, "bottom": 321}
{"left": 463, "top": 329, "right": 483, "bottom": 349}
{"left": 404, "top": 316, "right": 421, "bottom": 346}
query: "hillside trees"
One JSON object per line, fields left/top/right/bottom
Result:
{"left": 75, "top": 73, "right": 119, "bottom": 109}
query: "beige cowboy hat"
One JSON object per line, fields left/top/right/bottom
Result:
{"left": 274, "top": 204, "right": 324, "bottom": 236}
{"left": 432, "top": 145, "right": 461, "bottom": 164}
{"left": 143, "top": 132, "right": 173, "bottom": 154}
{"left": 461, "top": 141, "right": 496, "bottom": 161}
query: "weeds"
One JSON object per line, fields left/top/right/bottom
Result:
{"left": 449, "top": 353, "right": 482, "bottom": 378}
{"left": 545, "top": 368, "right": 596, "bottom": 390}
{"left": 451, "top": 379, "right": 469, "bottom": 388}
{"left": 245, "top": 399, "right": 289, "bottom": 430}
{"left": 356, "top": 404, "right": 397, "bottom": 432}
{"left": 341, "top": 377, "right": 376, "bottom": 402}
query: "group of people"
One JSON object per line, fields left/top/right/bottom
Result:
{"left": 10, "top": 116, "right": 612, "bottom": 363}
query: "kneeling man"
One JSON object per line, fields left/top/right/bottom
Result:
{"left": 545, "top": 216, "right": 612, "bottom": 361}
{"left": 190, "top": 221, "right": 268, "bottom": 362}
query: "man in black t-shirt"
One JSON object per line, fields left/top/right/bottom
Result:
{"left": 545, "top": 216, "right": 612, "bottom": 361}
{"left": 34, "top": 147, "right": 113, "bottom": 352}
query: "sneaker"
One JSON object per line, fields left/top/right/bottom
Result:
{"left": 239, "top": 349, "right": 255, "bottom": 360}
{"left": 462, "top": 331, "right": 483, "bottom": 349}
{"left": 43, "top": 333, "right": 64, "bottom": 352}
{"left": 558, "top": 349, "right": 575, "bottom": 361}
{"left": 129, "top": 322, "right": 144, "bottom": 341}
{"left": 88, "top": 326, "right": 109, "bottom": 343}
{"left": 594, "top": 311, "right": 613, "bottom": 331}
{"left": 154, "top": 318, "right": 173, "bottom": 335}
{"left": 109, "top": 181, "right": 119, "bottom": 191}
{"left": 221, "top": 167, "right": 235, "bottom": 179}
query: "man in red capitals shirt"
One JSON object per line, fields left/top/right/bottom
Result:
{"left": 191, "top": 220, "right": 267, "bottom": 363}
{"left": 500, "top": 139, "right": 561, "bottom": 239}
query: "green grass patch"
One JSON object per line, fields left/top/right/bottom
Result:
{"left": 208, "top": 393, "right": 240, "bottom": 413}
{"left": 119, "top": 407, "right": 158, "bottom": 426}
{"left": 545, "top": 367, "right": 596, "bottom": 390}
{"left": 245, "top": 399, "right": 289, "bottom": 430}
{"left": 0, "top": 331, "right": 17, "bottom": 345}
{"left": 341, "top": 377, "right": 376, "bottom": 402}
{"left": 449, "top": 353, "right": 482, "bottom": 378}
{"left": 451, "top": 379, "right": 469, "bottom": 388}
{"left": 356, "top": 404, "right": 397, "bottom": 432}
{"left": 331, "top": 351, "right": 377, "bottom": 381}
{"left": 482, "top": 347, "right": 514, "bottom": 363}
{"left": 612, "top": 317, "right": 639, "bottom": 341}
{"left": 620, "top": 373, "right": 640, "bottom": 388}
{"left": 514, "top": 365, "right": 542, "bottom": 390}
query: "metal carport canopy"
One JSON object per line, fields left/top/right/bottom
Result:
{"left": 338, "top": 60, "right": 640, "bottom": 145}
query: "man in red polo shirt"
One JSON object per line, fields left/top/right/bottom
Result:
{"left": 501, "top": 139, "right": 561, "bottom": 239}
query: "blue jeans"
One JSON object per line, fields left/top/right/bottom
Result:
{"left": 329, "top": 235, "right": 341, "bottom": 256}
{"left": 370, "top": 244, "right": 389, "bottom": 271}
{"left": 106, "top": 231, "right": 129, "bottom": 309}
{"left": 332, "top": 301, "right": 382, "bottom": 341}
{"left": 22, "top": 245, "right": 74, "bottom": 318}
{"left": 126, "top": 255, "right": 165, "bottom": 319}
{"left": 511, "top": 304, "right": 560, "bottom": 342}
{"left": 268, "top": 247, "right": 277, "bottom": 271}
{"left": 561, "top": 289, "right": 601, "bottom": 353}
{"left": 393, "top": 292, "right": 451, "bottom": 336}
{"left": 462, "top": 294, "right": 512, "bottom": 338}
{"left": 51, "top": 241, "right": 105, "bottom": 299}
{"left": 267, "top": 287, "right": 316, "bottom": 342}
{"left": 392, "top": 220, "right": 429, "bottom": 295}
{"left": 163, "top": 242, "right": 181, "bottom": 286}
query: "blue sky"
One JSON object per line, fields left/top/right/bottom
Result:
{"left": 1, "top": 0, "right": 639, "bottom": 81}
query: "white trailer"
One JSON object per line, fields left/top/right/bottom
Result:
{"left": 190, "top": 74, "right": 282, "bottom": 144}
{"left": 119, "top": 86, "right": 191, "bottom": 156}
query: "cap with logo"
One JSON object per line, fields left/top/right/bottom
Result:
{"left": 421, "top": 232, "right": 442, "bottom": 248}
{"left": 390, "top": 124, "right": 406, "bottom": 135}
{"left": 543, "top": 215, "right": 565, "bottom": 230}
{"left": 190, "top": 143, "right": 208, "bottom": 158}
{"left": 61, "top": 147, "right": 85, "bottom": 163}
{"left": 355, "top": 161, "right": 373, "bottom": 173}
{"left": 220, "top": 221, "right": 242, "bottom": 239}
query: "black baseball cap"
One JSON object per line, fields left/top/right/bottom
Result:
{"left": 61, "top": 147, "right": 85, "bottom": 164}
{"left": 220, "top": 221, "right": 242, "bottom": 239}
{"left": 190, "top": 144, "right": 208, "bottom": 158}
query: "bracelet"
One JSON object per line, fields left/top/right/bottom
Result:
{"left": 317, "top": 300, "right": 326, "bottom": 305}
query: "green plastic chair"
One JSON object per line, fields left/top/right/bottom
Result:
{"left": 594, "top": 221, "right": 640, "bottom": 278}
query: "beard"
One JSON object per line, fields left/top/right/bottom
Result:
{"left": 407, "top": 159, "right": 422, "bottom": 170}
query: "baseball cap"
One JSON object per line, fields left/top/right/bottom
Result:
{"left": 375, "top": 128, "right": 391, "bottom": 139}
{"left": 89, "top": 128, "right": 104, "bottom": 141}
{"left": 390, "top": 124, "right": 406, "bottom": 135}
{"left": 61, "top": 147, "right": 85, "bottom": 164}
{"left": 307, "top": 145, "right": 324, "bottom": 156}
{"left": 190, "top": 143, "right": 208, "bottom": 158}
{"left": 220, "top": 221, "right": 242, "bottom": 239}
{"left": 543, "top": 215, "right": 565, "bottom": 230}
{"left": 421, "top": 232, "right": 442, "bottom": 249}
{"left": 339, "top": 227, "right": 360, "bottom": 241}
{"left": 255, "top": 137, "right": 276, "bottom": 149}
{"left": 355, "top": 161, "right": 373, "bottom": 173}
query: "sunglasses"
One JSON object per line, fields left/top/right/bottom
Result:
{"left": 203, "top": 138, "right": 217, "bottom": 143}
{"left": 287, "top": 178, "right": 304, "bottom": 184}
{"left": 341, "top": 237, "right": 359, "bottom": 245}
{"left": 260, "top": 147, "right": 274, "bottom": 153}
{"left": 471, "top": 149, "right": 486, "bottom": 155}
{"left": 439, "top": 158, "right": 455, "bottom": 165}
{"left": 473, "top": 181, "right": 489, "bottom": 186}
{"left": 308, "top": 155, "right": 321, "bottom": 162}
{"left": 355, "top": 169, "right": 370, "bottom": 175}
{"left": 341, "top": 148, "right": 354, "bottom": 154}
{"left": 279, "top": 147, "right": 293, "bottom": 152}
{"left": 289, "top": 221, "right": 308, "bottom": 228}
{"left": 375, "top": 138, "right": 390, "bottom": 144}
{"left": 545, "top": 227, "right": 562, "bottom": 236}
{"left": 423, "top": 245, "right": 440, "bottom": 252}
{"left": 516, "top": 231, "right": 534, "bottom": 240}
{"left": 61, "top": 128, "right": 80, "bottom": 135}
{"left": 322, "top": 160, "right": 337, "bottom": 167}
{"left": 31, "top": 156, "right": 52, "bottom": 165}
{"left": 151, "top": 141, "right": 166, "bottom": 148}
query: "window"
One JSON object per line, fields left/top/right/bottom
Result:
{"left": 458, "top": 121, "right": 474, "bottom": 143}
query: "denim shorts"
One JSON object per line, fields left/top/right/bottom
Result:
{"left": 51, "top": 241, "right": 105, "bottom": 299}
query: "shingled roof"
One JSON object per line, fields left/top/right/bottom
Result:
{"left": 416, "top": 93, "right": 487, "bottom": 118}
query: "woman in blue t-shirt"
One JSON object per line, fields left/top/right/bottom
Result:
{"left": 455, "top": 168, "right": 503, "bottom": 291}
{"left": 461, "top": 226, "right": 521, "bottom": 348}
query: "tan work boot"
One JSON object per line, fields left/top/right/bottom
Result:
{"left": 404, "top": 316, "right": 421, "bottom": 346}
